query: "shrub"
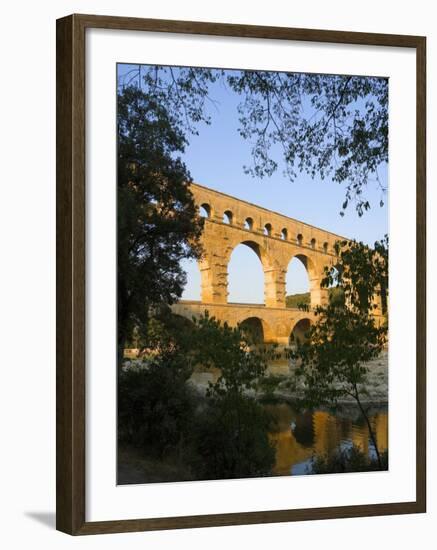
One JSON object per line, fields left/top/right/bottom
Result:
{"left": 118, "top": 353, "right": 195, "bottom": 458}
{"left": 309, "top": 444, "right": 388, "bottom": 474}
{"left": 192, "top": 394, "right": 276, "bottom": 480}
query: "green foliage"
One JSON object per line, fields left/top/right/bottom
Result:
{"left": 120, "top": 67, "right": 388, "bottom": 216}
{"left": 292, "top": 237, "right": 388, "bottom": 466}
{"left": 192, "top": 394, "right": 276, "bottom": 480}
{"left": 227, "top": 73, "right": 388, "bottom": 216}
{"left": 257, "top": 374, "right": 284, "bottom": 402}
{"left": 185, "top": 313, "right": 277, "bottom": 479}
{"left": 118, "top": 353, "right": 195, "bottom": 458}
{"left": 187, "top": 313, "right": 271, "bottom": 397}
{"left": 323, "top": 236, "right": 389, "bottom": 313}
{"left": 145, "top": 305, "right": 197, "bottom": 355}
{"left": 286, "top": 292, "right": 310, "bottom": 309}
{"left": 122, "top": 65, "right": 219, "bottom": 136}
{"left": 117, "top": 86, "right": 205, "bottom": 361}
{"left": 286, "top": 288, "right": 345, "bottom": 309}
{"left": 293, "top": 305, "right": 386, "bottom": 408}
{"left": 119, "top": 311, "right": 277, "bottom": 480}
{"left": 309, "top": 445, "right": 388, "bottom": 474}
{"left": 328, "top": 286, "right": 345, "bottom": 307}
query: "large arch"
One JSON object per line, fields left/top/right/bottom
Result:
{"left": 228, "top": 238, "right": 287, "bottom": 308}
{"left": 289, "top": 318, "right": 312, "bottom": 347}
{"left": 286, "top": 253, "right": 328, "bottom": 309}
{"left": 228, "top": 239, "right": 272, "bottom": 269}
{"left": 239, "top": 316, "right": 275, "bottom": 344}
{"left": 197, "top": 236, "right": 274, "bottom": 305}
{"left": 285, "top": 256, "right": 311, "bottom": 307}
{"left": 227, "top": 242, "right": 265, "bottom": 304}
{"left": 292, "top": 253, "right": 317, "bottom": 281}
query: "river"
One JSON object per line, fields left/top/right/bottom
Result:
{"left": 265, "top": 402, "right": 388, "bottom": 475}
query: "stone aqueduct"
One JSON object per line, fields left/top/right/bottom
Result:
{"left": 171, "top": 182, "right": 358, "bottom": 346}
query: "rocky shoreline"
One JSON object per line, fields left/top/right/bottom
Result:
{"left": 190, "top": 351, "right": 388, "bottom": 406}
{"left": 274, "top": 351, "right": 388, "bottom": 405}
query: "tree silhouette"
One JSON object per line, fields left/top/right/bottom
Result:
{"left": 119, "top": 66, "right": 388, "bottom": 216}
{"left": 117, "top": 86, "right": 205, "bottom": 364}
{"left": 292, "top": 238, "right": 388, "bottom": 467}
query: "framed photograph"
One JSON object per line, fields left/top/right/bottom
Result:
{"left": 56, "top": 14, "right": 426, "bottom": 535}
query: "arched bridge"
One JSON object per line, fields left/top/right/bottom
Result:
{"left": 172, "top": 182, "right": 384, "bottom": 346}
{"left": 172, "top": 301, "right": 314, "bottom": 346}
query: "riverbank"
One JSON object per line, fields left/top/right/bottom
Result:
{"left": 118, "top": 398, "right": 388, "bottom": 484}
{"left": 275, "top": 350, "right": 388, "bottom": 405}
{"left": 190, "top": 351, "right": 388, "bottom": 405}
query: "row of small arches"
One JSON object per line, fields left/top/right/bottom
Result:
{"left": 199, "top": 202, "right": 330, "bottom": 253}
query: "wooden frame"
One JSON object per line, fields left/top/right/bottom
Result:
{"left": 56, "top": 13, "right": 426, "bottom": 535}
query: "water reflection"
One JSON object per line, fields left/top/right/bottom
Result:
{"left": 265, "top": 402, "right": 388, "bottom": 475}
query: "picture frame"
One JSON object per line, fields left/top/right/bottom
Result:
{"left": 56, "top": 13, "right": 426, "bottom": 535}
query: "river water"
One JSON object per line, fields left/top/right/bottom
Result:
{"left": 265, "top": 402, "right": 388, "bottom": 475}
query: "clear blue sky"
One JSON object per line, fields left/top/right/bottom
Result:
{"left": 118, "top": 64, "right": 388, "bottom": 302}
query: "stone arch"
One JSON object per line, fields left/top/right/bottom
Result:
{"left": 199, "top": 202, "right": 212, "bottom": 218}
{"left": 287, "top": 253, "right": 328, "bottom": 309}
{"left": 285, "top": 256, "right": 311, "bottom": 306}
{"left": 224, "top": 238, "right": 270, "bottom": 304}
{"left": 292, "top": 253, "right": 317, "bottom": 278}
{"left": 264, "top": 223, "right": 273, "bottom": 236}
{"left": 239, "top": 316, "right": 275, "bottom": 344}
{"left": 223, "top": 209, "right": 233, "bottom": 225}
{"left": 227, "top": 238, "right": 272, "bottom": 270}
{"left": 281, "top": 228, "right": 288, "bottom": 240}
{"left": 289, "top": 318, "right": 312, "bottom": 346}
{"left": 244, "top": 217, "right": 254, "bottom": 230}
{"left": 227, "top": 238, "right": 285, "bottom": 308}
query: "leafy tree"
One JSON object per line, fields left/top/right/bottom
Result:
{"left": 328, "top": 286, "right": 345, "bottom": 307}
{"left": 325, "top": 236, "right": 389, "bottom": 314}
{"left": 193, "top": 393, "right": 275, "bottom": 480}
{"left": 186, "top": 313, "right": 276, "bottom": 479}
{"left": 292, "top": 238, "right": 388, "bottom": 468}
{"left": 227, "top": 72, "right": 388, "bottom": 216}
{"left": 117, "top": 86, "right": 205, "bottom": 364}
{"left": 120, "top": 66, "right": 388, "bottom": 215}
{"left": 118, "top": 310, "right": 201, "bottom": 474}
{"left": 119, "top": 65, "right": 219, "bottom": 135}
{"left": 188, "top": 313, "right": 271, "bottom": 398}
{"left": 118, "top": 312, "right": 277, "bottom": 480}
{"left": 118, "top": 352, "right": 195, "bottom": 459}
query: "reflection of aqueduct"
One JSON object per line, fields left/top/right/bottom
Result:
{"left": 172, "top": 182, "right": 358, "bottom": 348}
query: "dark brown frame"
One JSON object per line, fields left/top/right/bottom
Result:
{"left": 56, "top": 13, "right": 427, "bottom": 535}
